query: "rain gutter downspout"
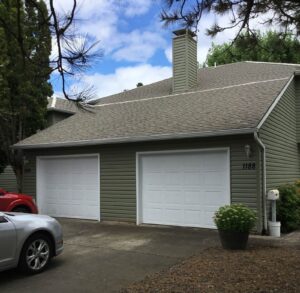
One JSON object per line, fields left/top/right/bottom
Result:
{"left": 254, "top": 131, "right": 267, "bottom": 233}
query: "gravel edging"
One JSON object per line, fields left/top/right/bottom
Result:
{"left": 121, "top": 232, "right": 300, "bottom": 293}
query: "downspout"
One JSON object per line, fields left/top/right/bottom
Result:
{"left": 254, "top": 131, "right": 268, "bottom": 233}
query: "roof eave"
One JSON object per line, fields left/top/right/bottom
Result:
{"left": 13, "top": 128, "right": 255, "bottom": 150}
{"left": 256, "top": 74, "right": 295, "bottom": 130}
{"left": 47, "top": 108, "right": 76, "bottom": 115}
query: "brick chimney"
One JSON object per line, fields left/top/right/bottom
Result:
{"left": 172, "top": 29, "right": 197, "bottom": 93}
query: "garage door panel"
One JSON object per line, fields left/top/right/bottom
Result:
{"left": 184, "top": 210, "right": 202, "bottom": 226}
{"left": 140, "top": 150, "right": 230, "bottom": 228}
{"left": 184, "top": 191, "right": 203, "bottom": 204}
{"left": 183, "top": 172, "right": 204, "bottom": 185}
{"left": 203, "top": 152, "right": 227, "bottom": 169}
{"left": 165, "top": 172, "right": 182, "bottom": 185}
{"left": 182, "top": 155, "right": 203, "bottom": 171}
{"left": 204, "top": 191, "right": 227, "bottom": 206}
{"left": 164, "top": 191, "right": 182, "bottom": 204}
{"left": 38, "top": 155, "right": 100, "bottom": 220}
{"left": 144, "top": 190, "right": 162, "bottom": 203}
{"left": 164, "top": 209, "right": 183, "bottom": 224}
{"left": 143, "top": 208, "right": 164, "bottom": 222}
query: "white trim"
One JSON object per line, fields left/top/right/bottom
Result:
{"left": 135, "top": 152, "right": 140, "bottom": 225}
{"left": 93, "top": 77, "right": 290, "bottom": 109}
{"left": 135, "top": 147, "right": 231, "bottom": 227}
{"left": 50, "top": 96, "right": 57, "bottom": 108}
{"left": 14, "top": 128, "right": 254, "bottom": 149}
{"left": 36, "top": 153, "right": 100, "bottom": 221}
{"left": 245, "top": 61, "right": 300, "bottom": 67}
{"left": 254, "top": 132, "right": 267, "bottom": 232}
{"left": 257, "top": 75, "right": 294, "bottom": 129}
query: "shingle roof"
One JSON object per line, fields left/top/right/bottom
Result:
{"left": 92, "top": 61, "right": 299, "bottom": 105}
{"left": 15, "top": 62, "right": 299, "bottom": 149}
{"left": 47, "top": 97, "right": 78, "bottom": 114}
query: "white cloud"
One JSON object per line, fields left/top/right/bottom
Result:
{"left": 112, "top": 30, "right": 167, "bottom": 62}
{"left": 74, "top": 64, "right": 171, "bottom": 98}
{"left": 164, "top": 47, "right": 172, "bottom": 63}
{"left": 48, "top": 0, "right": 162, "bottom": 63}
{"left": 121, "top": 0, "right": 153, "bottom": 17}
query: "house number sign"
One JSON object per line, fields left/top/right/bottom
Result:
{"left": 242, "top": 162, "right": 256, "bottom": 170}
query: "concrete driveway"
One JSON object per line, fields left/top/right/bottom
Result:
{"left": 0, "top": 219, "right": 219, "bottom": 293}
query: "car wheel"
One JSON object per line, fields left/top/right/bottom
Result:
{"left": 19, "top": 233, "right": 52, "bottom": 274}
{"left": 12, "top": 206, "right": 31, "bottom": 213}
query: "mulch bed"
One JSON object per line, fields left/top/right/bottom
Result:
{"left": 121, "top": 246, "right": 300, "bottom": 293}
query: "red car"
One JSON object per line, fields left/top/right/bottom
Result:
{"left": 0, "top": 188, "right": 38, "bottom": 213}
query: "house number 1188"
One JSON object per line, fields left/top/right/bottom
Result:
{"left": 242, "top": 162, "right": 256, "bottom": 170}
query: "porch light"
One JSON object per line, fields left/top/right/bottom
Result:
{"left": 244, "top": 144, "right": 252, "bottom": 159}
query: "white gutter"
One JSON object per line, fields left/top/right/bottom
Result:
{"left": 254, "top": 131, "right": 267, "bottom": 233}
{"left": 13, "top": 127, "right": 255, "bottom": 149}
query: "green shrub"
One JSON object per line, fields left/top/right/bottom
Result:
{"left": 277, "top": 182, "right": 300, "bottom": 233}
{"left": 214, "top": 204, "right": 257, "bottom": 233}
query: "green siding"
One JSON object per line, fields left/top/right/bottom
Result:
{"left": 296, "top": 77, "right": 300, "bottom": 143}
{"left": 46, "top": 111, "right": 73, "bottom": 127}
{"left": 23, "top": 135, "right": 260, "bottom": 228}
{"left": 0, "top": 165, "right": 18, "bottom": 192}
{"left": 173, "top": 33, "right": 197, "bottom": 93}
{"left": 260, "top": 78, "right": 300, "bottom": 190}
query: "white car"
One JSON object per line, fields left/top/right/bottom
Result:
{"left": 0, "top": 211, "right": 63, "bottom": 274}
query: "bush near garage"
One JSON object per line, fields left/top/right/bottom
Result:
{"left": 277, "top": 181, "right": 300, "bottom": 233}
{"left": 214, "top": 204, "right": 257, "bottom": 232}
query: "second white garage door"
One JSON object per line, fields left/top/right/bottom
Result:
{"left": 138, "top": 149, "right": 230, "bottom": 228}
{"left": 37, "top": 155, "right": 100, "bottom": 220}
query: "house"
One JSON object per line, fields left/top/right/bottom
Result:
{"left": 0, "top": 97, "right": 77, "bottom": 192}
{"left": 46, "top": 96, "right": 78, "bottom": 126}
{"left": 14, "top": 29, "right": 300, "bottom": 233}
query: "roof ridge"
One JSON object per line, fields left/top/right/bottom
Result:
{"left": 92, "top": 76, "right": 290, "bottom": 109}
{"left": 202, "top": 61, "right": 247, "bottom": 70}
{"left": 90, "top": 76, "right": 173, "bottom": 104}
{"left": 245, "top": 61, "right": 300, "bottom": 66}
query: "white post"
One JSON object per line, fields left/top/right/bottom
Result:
{"left": 272, "top": 201, "right": 276, "bottom": 222}
{"left": 267, "top": 189, "right": 281, "bottom": 237}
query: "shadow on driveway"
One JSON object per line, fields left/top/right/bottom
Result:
{"left": 0, "top": 219, "right": 219, "bottom": 293}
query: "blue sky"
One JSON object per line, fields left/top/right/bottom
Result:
{"left": 50, "top": 0, "right": 271, "bottom": 99}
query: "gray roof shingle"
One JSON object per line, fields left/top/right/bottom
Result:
{"left": 92, "top": 61, "right": 299, "bottom": 105}
{"left": 15, "top": 62, "right": 299, "bottom": 148}
{"left": 47, "top": 97, "right": 78, "bottom": 114}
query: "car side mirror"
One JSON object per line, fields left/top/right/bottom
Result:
{"left": 0, "top": 188, "right": 6, "bottom": 196}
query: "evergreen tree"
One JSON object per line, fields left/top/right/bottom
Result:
{"left": 0, "top": 0, "right": 52, "bottom": 190}
{"left": 161, "top": 1, "right": 300, "bottom": 37}
{"left": 206, "top": 31, "right": 300, "bottom": 66}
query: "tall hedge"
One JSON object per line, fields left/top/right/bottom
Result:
{"left": 277, "top": 181, "right": 300, "bottom": 233}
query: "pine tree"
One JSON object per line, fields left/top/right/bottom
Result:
{"left": 161, "top": 1, "right": 300, "bottom": 37}
{"left": 0, "top": 0, "right": 52, "bottom": 190}
{"left": 206, "top": 31, "right": 300, "bottom": 66}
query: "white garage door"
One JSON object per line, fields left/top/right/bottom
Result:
{"left": 37, "top": 155, "right": 100, "bottom": 220}
{"left": 138, "top": 149, "right": 230, "bottom": 228}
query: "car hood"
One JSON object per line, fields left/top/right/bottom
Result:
{"left": 3, "top": 192, "right": 33, "bottom": 200}
{"left": 5, "top": 212, "right": 54, "bottom": 224}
